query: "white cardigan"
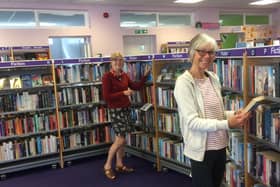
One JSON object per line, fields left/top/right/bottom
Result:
{"left": 174, "top": 70, "right": 234, "bottom": 161}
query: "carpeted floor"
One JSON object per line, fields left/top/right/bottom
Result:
{"left": 0, "top": 155, "right": 192, "bottom": 187}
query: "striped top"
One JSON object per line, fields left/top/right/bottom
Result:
{"left": 195, "top": 77, "right": 228, "bottom": 150}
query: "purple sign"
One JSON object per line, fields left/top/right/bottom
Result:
{"left": 0, "top": 62, "right": 12, "bottom": 68}
{"left": 12, "top": 46, "right": 49, "bottom": 50}
{"left": 154, "top": 53, "right": 188, "bottom": 60}
{"left": 102, "top": 57, "right": 111, "bottom": 62}
{"left": 216, "top": 48, "right": 245, "bottom": 57}
{"left": 0, "top": 47, "right": 10, "bottom": 51}
{"left": 11, "top": 60, "right": 52, "bottom": 67}
{"left": 125, "top": 55, "right": 153, "bottom": 61}
{"left": 247, "top": 45, "right": 280, "bottom": 57}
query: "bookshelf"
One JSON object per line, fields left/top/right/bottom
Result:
{"left": 0, "top": 59, "right": 60, "bottom": 178}
{"left": 0, "top": 47, "right": 12, "bottom": 62}
{"left": 243, "top": 46, "right": 280, "bottom": 187}
{"left": 123, "top": 55, "right": 157, "bottom": 164}
{"left": 53, "top": 57, "right": 113, "bottom": 163}
{"left": 11, "top": 46, "right": 50, "bottom": 61}
{"left": 152, "top": 53, "right": 191, "bottom": 176}
{"left": 161, "top": 42, "right": 190, "bottom": 54}
{"left": 215, "top": 48, "right": 247, "bottom": 186}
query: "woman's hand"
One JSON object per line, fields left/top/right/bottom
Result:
{"left": 228, "top": 111, "right": 251, "bottom": 129}
{"left": 144, "top": 65, "right": 151, "bottom": 77}
{"left": 123, "top": 88, "right": 134, "bottom": 96}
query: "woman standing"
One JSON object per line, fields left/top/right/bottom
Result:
{"left": 102, "top": 52, "right": 150, "bottom": 180}
{"left": 174, "top": 33, "right": 250, "bottom": 187}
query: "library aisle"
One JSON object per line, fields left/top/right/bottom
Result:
{"left": 0, "top": 155, "right": 192, "bottom": 187}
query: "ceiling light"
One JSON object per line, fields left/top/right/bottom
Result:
{"left": 174, "top": 0, "right": 204, "bottom": 4}
{"left": 250, "top": 0, "right": 280, "bottom": 5}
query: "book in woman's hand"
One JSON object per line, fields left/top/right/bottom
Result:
{"left": 243, "top": 96, "right": 280, "bottom": 113}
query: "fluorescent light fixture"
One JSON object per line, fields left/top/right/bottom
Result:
{"left": 174, "top": 0, "right": 204, "bottom": 4}
{"left": 250, "top": 0, "right": 280, "bottom": 5}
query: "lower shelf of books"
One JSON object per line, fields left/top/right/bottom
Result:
{"left": 63, "top": 143, "right": 111, "bottom": 162}
{"left": 125, "top": 145, "right": 156, "bottom": 163}
{"left": 0, "top": 152, "right": 60, "bottom": 176}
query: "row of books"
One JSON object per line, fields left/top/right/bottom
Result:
{"left": 225, "top": 163, "right": 244, "bottom": 187}
{"left": 124, "top": 61, "right": 152, "bottom": 81}
{"left": 0, "top": 91, "right": 55, "bottom": 112}
{"left": 126, "top": 132, "right": 156, "bottom": 153}
{"left": 58, "top": 107, "right": 110, "bottom": 129}
{"left": 229, "top": 131, "right": 245, "bottom": 167}
{"left": 0, "top": 114, "right": 57, "bottom": 137}
{"left": 58, "top": 86, "right": 100, "bottom": 106}
{"left": 249, "top": 103, "right": 280, "bottom": 147}
{"left": 249, "top": 64, "right": 280, "bottom": 97}
{"left": 223, "top": 94, "right": 244, "bottom": 111}
{"left": 247, "top": 143, "right": 280, "bottom": 187}
{"left": 158, "top": 112, "right": 180, "bottom": 135}
{"left": 63, "top": 126, "right": 113, "bottom": 149}
{"left": 0, "top": 74, "right": 53, "bottom": 90}
{"left": 158, "top": 137, "right": 191, "bottom": 165}
{"left": 0, "top": 135, "right": 58, "bottom": 161}
{"left": 214, "top": 59, "right": 243, "bottom": 91}
{"left": 157, "top": 87, "right": 177, "bottom": 109}
{"left": 55, "top": 64, "right": 109, "bottom": 83}
{"left": 157, "top": 62, "right": 191, "bottom": 82}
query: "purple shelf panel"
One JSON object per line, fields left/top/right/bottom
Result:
{"left": 246, "top": 45, "right": 280, "bottom": 57}
{"left": 154, "top": 53, "right": 188, "bottom": 60}
{"left": 125, "top": 55, "right": 153, "bottom": 61}
{"left": 216, "top": 48, "right": 245, "bottom": 57}
{"left": 12, "top": 46, "right": 49, "bottom": 50}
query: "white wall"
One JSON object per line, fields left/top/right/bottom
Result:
{"left": 0, "top": 2, "right": 279, "bottom": 56}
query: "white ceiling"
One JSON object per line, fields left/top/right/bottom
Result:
{"left": 3, "top": 0, "right": 280, "bottom": 10}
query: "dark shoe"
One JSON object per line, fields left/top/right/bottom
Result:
{"left": 115, "top": 165, "right": 134, "bottom": 173}
{"left": 104, "top": 168, "right": 116, "bottom": 180}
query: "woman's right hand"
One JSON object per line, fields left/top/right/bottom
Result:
{"left": 228, "top": 111, "right": 251, "bottom": 129}
{"left": 123, "top": 88, "right": 134, "bottom": 96}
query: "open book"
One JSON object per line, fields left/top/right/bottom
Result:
{"left": 243, "top": 96, "right": 280, "bottom": 113}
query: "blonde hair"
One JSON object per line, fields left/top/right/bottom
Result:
{"left": 189, "top": 33, "right": 218, "bottom": 62}
{"left": 110, "top": 52, "right": 123, "bottom": 61}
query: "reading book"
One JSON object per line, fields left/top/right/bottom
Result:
{"left": 243, "top": 96, "right": 280, "bottom": 113}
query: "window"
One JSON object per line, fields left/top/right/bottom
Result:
{"left": 219, "top": 13, "right": 270, "bottom": 26}
{"left": 159, "top": 14, "right": 192, "bottom": 26}
{"left": 0, "top": 9, "right": 88, "bottom": 28}
{"left": 0, "top": 10, "right": 35, "bottom": 27}
{"left": 219, "top": 14, "right": 243, "bottom": 26}
{"left": 120, "top": 12, "right": 156, "bottom": 27}
{"left": 120, "top": 12, "right": 192, "bottom": 28}
{"left": 38, "top": 11, "right": 87, "bottom": 27}
{"left": 245, "top": 15, "right": 269, "bottom": 25}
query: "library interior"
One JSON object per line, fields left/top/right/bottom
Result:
{"left": 0, "top": 0, "right": 280, "bottom": 187}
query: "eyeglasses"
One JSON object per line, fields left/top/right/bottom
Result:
{"left": 195, "top": 49, "right": 216, "bottom": 57}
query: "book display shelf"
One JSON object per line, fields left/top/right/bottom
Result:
{"left": 0, "top": 46, "right": 50, "bottom": 62}
{"left": 215, "top": 48, "right": 247, "bottom": 186}
{"left": 53, "top": 57, "right": 114, "bottom": 164}
{"left": 152, "top": 53, "right": 192, "bottom": 176}
{"left": 123, "top": 55, "right": 157, "bottom": 164}
{"left": 0, "top": 60, "right": 59, "bottom": 179}
{"left": 243, "top": 46, "right": 280, "bottom": 187}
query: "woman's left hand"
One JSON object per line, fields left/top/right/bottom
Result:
{"left": 144, "top": 65, "right": 151, "bottom": 77}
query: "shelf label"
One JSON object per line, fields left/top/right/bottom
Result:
{"left": 0, "top": 62, "right": 11, "bottom": 68}
{"left": 125, "top": 55, "right": 153, "bottom": 61}
{"left": 247, "top": 45, "right": 280, "bottom": 56}
{"left": 154, "top": 53, "right": 188, "bottom": 60}
{"left": 216, "top": 49, "right": 245, "bottom": 57}
{"left": 11, "top": 60, "right": 52, "bottom": 67}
